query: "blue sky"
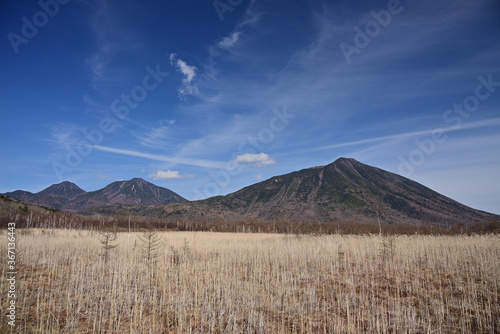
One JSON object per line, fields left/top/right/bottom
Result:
{"left": 1, "top": 0, "right": 499, "bottom": 214}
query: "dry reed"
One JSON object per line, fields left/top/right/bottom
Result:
{"left": 0, "top": 229, "right": 499, "bottom": 333}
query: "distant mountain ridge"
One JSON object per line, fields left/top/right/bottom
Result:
{"left": 3, "top": 181, "right": 86, "bottom": 210}
{"left": 4, "top": 159, "right": 498, "bottom": 225}
{"left": 4, "top": 178, "right": 186, "bottom": 213}
{"left": 143, "top": 158, "right": 496, "bottom": 225}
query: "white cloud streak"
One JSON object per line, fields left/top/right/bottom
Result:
{"left": 93, "top": 145, "right": 226, "bottom": 169}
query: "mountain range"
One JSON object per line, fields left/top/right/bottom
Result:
{"left": 4, "top": 178, "right": 186, "bottom": 213}
{"left": 4, "top": 158, "right": 498, "bottom": 225}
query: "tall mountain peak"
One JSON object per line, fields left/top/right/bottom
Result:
{"left": 38, "top": 181, "right": 85, "bottom": 198}
{"left": 200, "top": 158, "right": 497, "bottom": 225}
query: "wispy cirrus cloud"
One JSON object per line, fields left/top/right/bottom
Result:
{"left": 210, "top": 0, "right": 261, "bottom": 57}
{"left": 132, "top": 120, "right": 178, "bottom": 149}
{"left": 218, "top": 32, "right": 241, "bottom": 49}
{"left": 314, "top": 117, "right": 500, "bottom": 153}
{"left": 84, "top": 0, "right": 142, "bottom": 93}
{"left": 46, "top": 122, "right": 83, "bottom": 149}
{"left": 93, "top": 145, "right": 226, "bottom": 169}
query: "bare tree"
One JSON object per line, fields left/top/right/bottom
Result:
{"left": 139, "top": 230, "right": 161, "bottom": 270}
{"left": 97, "top": 231, "right": 117, "bottom": 263}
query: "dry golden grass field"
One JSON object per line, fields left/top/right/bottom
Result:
{"left": 1, "top": 229, "right": 499, "bottom": 333}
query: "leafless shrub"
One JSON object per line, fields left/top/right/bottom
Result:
{"left": 96, "top": 231, "right": 117, "bottom": 263}
{"left": 139, "top": 230, "right": 161, "bottom": 269}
